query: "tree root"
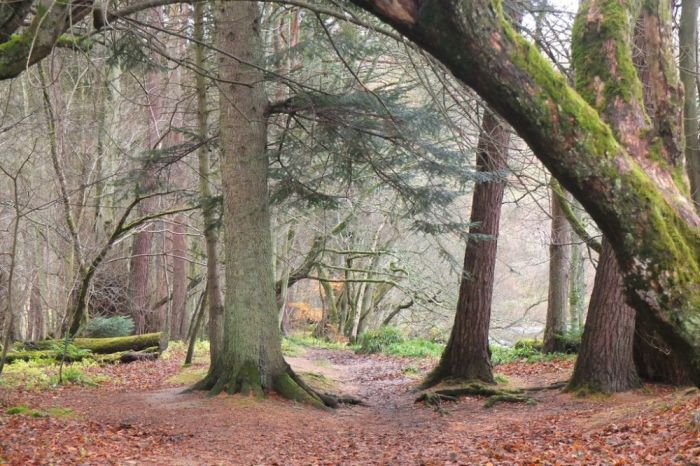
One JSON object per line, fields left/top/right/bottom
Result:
{"left": 415, "top": 382, "right": 537, "bottom": 409}
{"left": 284, "top": 365, "right": 365, "bottom": 408}
{"left": 189, "top": 362, "right": 365, "bottom": 409}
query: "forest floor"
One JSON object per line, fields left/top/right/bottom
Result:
{"left": 0, "top": 343, "right": 698, "bottom": 465}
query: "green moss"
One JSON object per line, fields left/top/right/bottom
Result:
{"left": 55, "top": 34, "right": 93, "bottom": 51}
{"left": 167, "top": 366, "right": 208, "bottom": 386}
{"left": 5, "top": 406, "right": 73, "bottom": 418}
{"left": 0, "top": 33, "right": 30, "bottom": 74}
{"left": 5, "top": 406, "right": 29, "bottom": 415}
{"left": 236, "top": 361, "right": 264, "bottom": 398}
{"left": 496, "top": 2, "right": 622, "bottom": 162}
{"left": 44, "top": 407, "right": 74, "bottom": 418}
{"left": 571, "top": 0, "right": 644, "bottom": 110}
{"left": 298, "top": 371, "right": 337, "bottom": 392}
{"left": 273, "top": 373, "right": 324, "bottom": 408}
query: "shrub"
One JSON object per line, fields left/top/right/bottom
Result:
{"left": 49, "top": 341, "right": 92, "bottom": 361}
{"left": 513, "top": 339, "right": 543, "bottom": 352}
{"left": 83, "top": 316, "right": 134, "bottom": 338}
{"left": 384, "top": 339, "right": 444, "bottom": 358}
{"left": 490, "top": 344, "right": 574, "bottom": 365}
{"left": 357, "top": 327, "right": 405, "bottom": 354}
{"left": 51, "top": 366, "right": 100, "bottom": 386}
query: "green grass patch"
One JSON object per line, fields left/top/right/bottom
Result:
{"left": 383, "top": 339, "right": 444, "bottom": 358}
{"left": 283, "top": 336, "right": 355, "bottom": 357}
{"left": 5, "top": 405, "right": 74, "bottom": 418}
{"left": 490, "top": 345, "right": 575, "bottom": 365}
{"left": 167, "top": 366, "right": 208, "bottom": 385}
{"left": 357, "top": 327, "right": 444, "bottom": 358}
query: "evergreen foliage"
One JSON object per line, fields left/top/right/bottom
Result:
{"left": 83, "top": 316, "right": 135, "bottom": 338}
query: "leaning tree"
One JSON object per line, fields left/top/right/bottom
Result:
{"left": 343, "top": 0, "right": 700, "bottom": 385}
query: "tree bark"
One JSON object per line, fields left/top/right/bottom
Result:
{"left": 543, "top": 186, "right": 571, "bottom": 353}
{"left": 569, "top": 239, "right": 640, "bottom": 392}
{"left": 424, "top": 108, "right": 509, "bottom": 387}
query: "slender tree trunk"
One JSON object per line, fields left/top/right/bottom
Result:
{"left": 129, "top": 7, "right": 163, "bottom": 334}
{"left": 193, "top": 0, "right": 224, "bottom": 362}
{"left": 185, "top": 289, "right": 207, "bottom": 366}
{"left": 568, "top": 204, "right": 586, "bottom": 333}
{"left": 543, "top": 185, "right": 571, "bottom": 353}
{"left": 193, "top": 0, "right": 331, "bottom": 406}
{"left": 568, "top": 239, "right": 640, "bottom": 392}
{"left": 424, "top": 108, "right": 509, "bottom": 387}
{"left": 680, "top": 0, "right": 700, "bottom": 208}
{"left": 169, "top": 215, "right": 188, "bottom": 340}
{"left": 28, "top": 276, "right": 43, "bottom": 341}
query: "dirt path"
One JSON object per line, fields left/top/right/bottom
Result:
{"left": 1, "top": 347, "right": 698, "bottom": 465}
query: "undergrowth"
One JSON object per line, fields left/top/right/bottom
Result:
{"left": 491, "top": 344, "right": 575, "bottom": 365}
{"left": 0, "top": 359, "right": 107, "bottom": 390}
{"left": 283, "top": 336, "right": 355, "bottom": 357}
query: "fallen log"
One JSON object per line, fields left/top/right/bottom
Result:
{"left": 15, "top": 333, "right": 161, "bottom": 354}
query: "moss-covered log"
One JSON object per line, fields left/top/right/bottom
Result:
{"left": 5, "top": 345, "right": 160, "bottom": 365}
{"left": 349, "top": 0, "right": 700, "bottom": 386}
{"left": 15, "top": 333, "right": 161, "bottom": 354}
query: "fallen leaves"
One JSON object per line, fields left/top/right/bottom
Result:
{"left": 0, "top": 346, "right": 698, "bottom": 465}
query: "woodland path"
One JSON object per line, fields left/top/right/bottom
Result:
{"left": 0, "top": 346, "right": 698, "bottom": 464}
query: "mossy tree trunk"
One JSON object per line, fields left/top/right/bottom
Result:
{"left": 424, "top": 109, "right": 509, "bottom": 387}
{"left": 568, "top": 239, "right": 640, "bottom": 392}
{"left": 348, "top": 0, "right": 700, "bottom": 386}
{"left": 192, "top": 0, "right": 329, "bottom": 406}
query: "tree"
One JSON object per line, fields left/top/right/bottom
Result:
{"left": 568, "top": 239, "right": 640, "bottom": 392}
{"left": 543, "top": 184, "right": 571, "bottom": 353}
{"left": 424, "top": 108, "right": 510, "bottom": 386}
{"left": 680, "top": 0, "right": 700, "bottom": 207}
{"left": 349, "top": 0, "right": 700, "bottom": 385}
{"left": 191, "top": 0, "right": 331, "bottom": 405}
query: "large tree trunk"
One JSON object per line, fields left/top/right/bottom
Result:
{"left": 570, "top": 1, "right": 681, "bottom": 393}
{"left": 192, "top": 0, "right": 329, "bottom": 406}
{"left": 568, "top": 239, "right": 640, "bottom": 392}
{"left": 424, "top": 109, "right": 509, "bottom": 387}
{"left": 543, "top": 187, "right": 571, "bottom": 353}
{"left": 350, "top": 0, "right": 700, "bottom": 386}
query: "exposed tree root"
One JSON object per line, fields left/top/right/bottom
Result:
{"left": 415, "top": 382, "right": 537, "bottom": 409}
{"left": 189, "top": 362, "right": 364, "bottom": 409}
